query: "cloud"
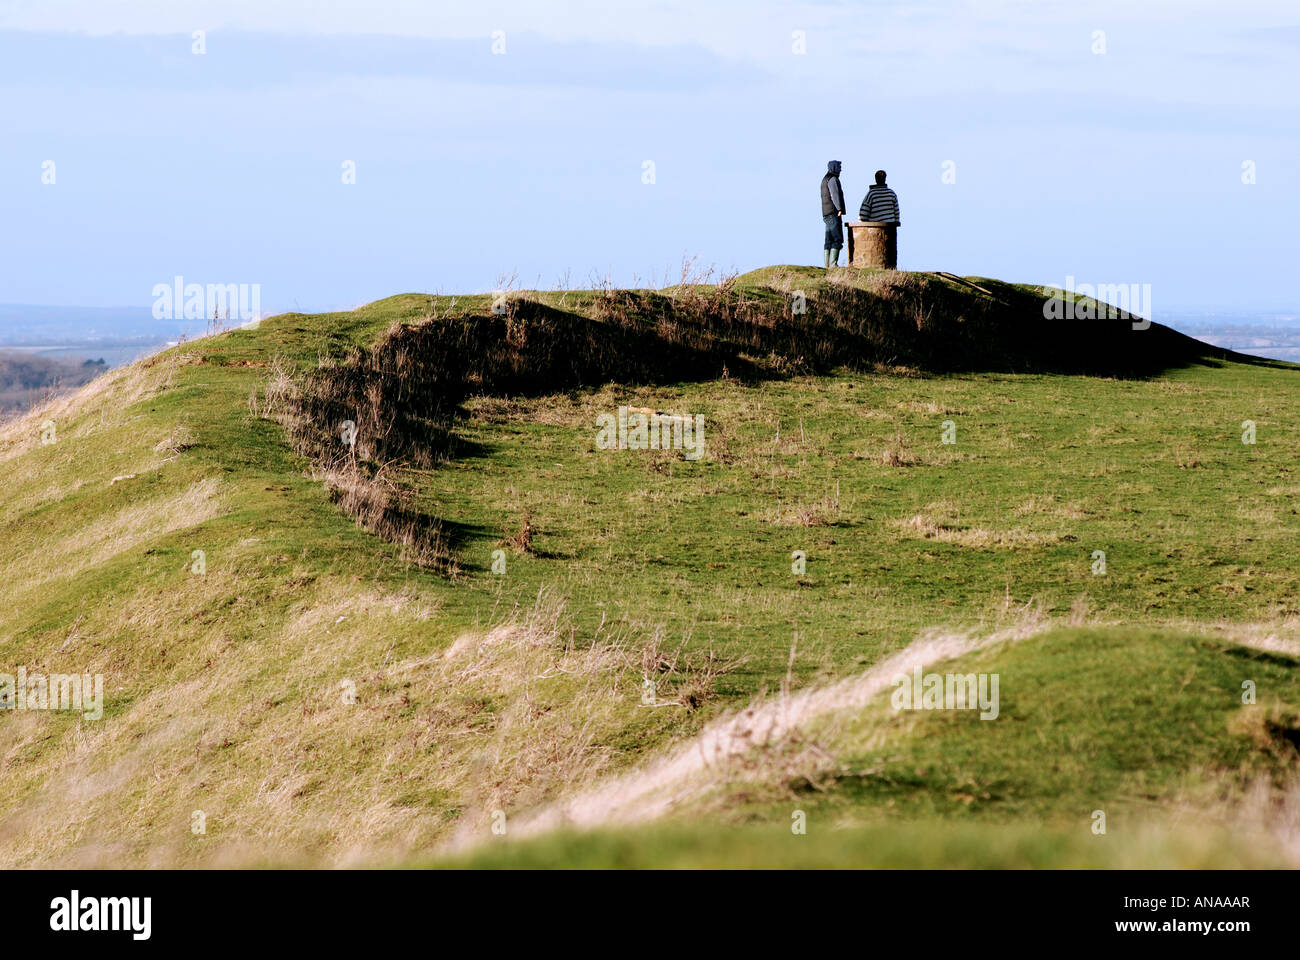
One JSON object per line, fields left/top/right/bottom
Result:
{"left": 0, "top": 29, "right": 769, "bottom": 92}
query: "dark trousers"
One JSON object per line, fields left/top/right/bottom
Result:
{"left": 823, "top": 213, "right": 843, "bottom": 250}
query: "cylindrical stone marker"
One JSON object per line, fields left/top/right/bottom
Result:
{"left": 847, "top": 221, "right": 898, "bottom": 269}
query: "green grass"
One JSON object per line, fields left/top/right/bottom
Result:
{"left": 436, "top": 361, "right": 1300, "bottom": 674}
{"left": 705, "top": 627, "right": 1300, "bottom": 821}
{"left": 434, "top": 819, "right": 1293, "bottom": 869}
{"left": 1, "top": 268, "right": 1297, "bottom": 867}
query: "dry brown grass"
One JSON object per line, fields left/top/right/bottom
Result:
{"left": 1190, "top": 621, "right": 1300, "bottom": 659}
{"left": 0, "top": 361, "right": 167, "bottom": 465}
{"left": 1013, "top": 494, "right": 1091, "bottom": 521}
{"left": 1164, "top": 768, "right": 1300, "bottom": 867}
{"left": 877, "top": 430, "right": 915, "bottom": 467}
{"left": 1227, "top": 703, "right": 1300, "bottom": 760}
{"left": 503, "top": 511, "right": 534, "bottom": 554}
{"left": 0, "top": 582, "right": 743, "bottom": 866}
{"left": 313, "top": 462, "right": 456, "bottom": 573}
{"left": 154, "top": 424, "right": 198, "bottom": 455}
{"left": 0, "top": 477, "right": 225, "bottom": 610}
{"left": 500, "top": 620, "right": 1046, "bottom": 845}
{"left": 762, "top": 488, "right": 844, "bottom": 527}
{"left": 890, "top": 500, "right": 1061, "bottom": 549}
{"left": 896, "top": 400, "right": 961, "bottom": 415}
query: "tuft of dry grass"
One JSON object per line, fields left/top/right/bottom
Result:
{"left": 504, "top": 512, "right": 534, "bottom": 554}
{"left": 878, "top": 430, "right": 915, "bottom": 467}
{"left": 763, "top": 493, "right": 843, "bottom": 528}
{"left": 1227, "top": 703, "right": 1300, "bottom": 761}
{"left": 154, "top": 424, "right": 198, "bottom": 455}
{"left": 890, "top": 500, "right": 1061, "bottom": 549}
{"left": 314, "top": 462, "right": 456, "bottom": 573}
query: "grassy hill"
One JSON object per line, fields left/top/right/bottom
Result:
{"left": 2, "top": 265, "right": 1298, "bottom": 868}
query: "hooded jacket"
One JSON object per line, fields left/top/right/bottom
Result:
{"left": 820, "top": 161, "right": 845, "bottom": 217}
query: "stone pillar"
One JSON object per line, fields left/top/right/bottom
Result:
{"left": 847, "top": 221, "right": 898, "bottom": 269}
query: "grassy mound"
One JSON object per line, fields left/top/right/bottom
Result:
{"left": 1, "top": 267, "right": 1297, "bottom": 867}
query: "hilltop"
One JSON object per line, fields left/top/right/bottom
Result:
{"left": 2, "top": 266, "right": 1298, "bottom": 868}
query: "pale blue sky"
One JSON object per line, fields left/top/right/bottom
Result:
{"left": 2, "top": 0, "right": 1297, "bottom": 316}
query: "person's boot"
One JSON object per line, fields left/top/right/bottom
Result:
{"left": 823, "top": 249, "right": 831, "bottom": 269}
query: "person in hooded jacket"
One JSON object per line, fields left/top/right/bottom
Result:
{"left": 820, "top": 160, "right": 846, "bottom": 268}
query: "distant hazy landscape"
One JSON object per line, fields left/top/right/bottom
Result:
{"left": 0, "top": 304, "right": 191, "bottom": 417}
{"left": 1166, "top": 313, "right": 1300, "bottom": 363}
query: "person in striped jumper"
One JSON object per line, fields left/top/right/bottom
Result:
{"left": 859, "top": 170, "right": 901, "bottom": 225}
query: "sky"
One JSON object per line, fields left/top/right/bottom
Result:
{"left": 1, "top": 0, "right": 1297, "bottom": 318}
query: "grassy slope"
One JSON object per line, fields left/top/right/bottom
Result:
{"left": 1, "top": 267, "right": 1297, "bottom": 867}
